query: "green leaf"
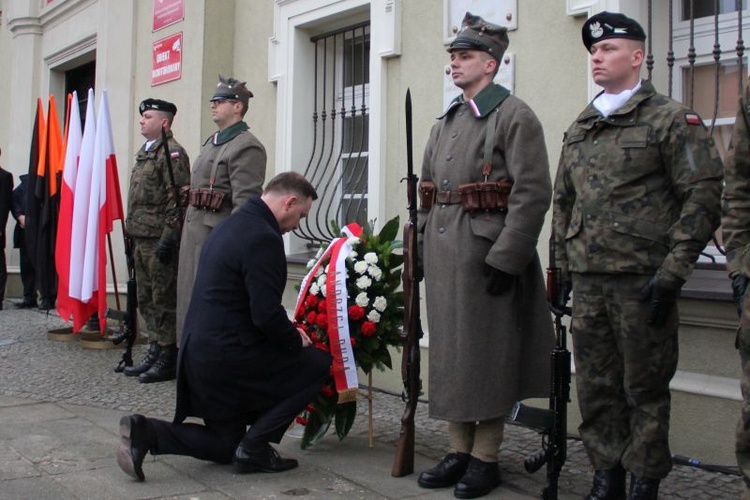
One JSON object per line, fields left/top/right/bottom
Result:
{"left": 378, "top": 216, "right": 400, "bottom": 243}
{"left": 334, "top": 401, "right": 357, "bottom": 440}
{"left": 301, "top": 412, "right": 333, "bottom": 449}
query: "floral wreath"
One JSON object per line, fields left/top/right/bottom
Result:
{"left": 293, "top": 216, "right": 404, "bottom": 448}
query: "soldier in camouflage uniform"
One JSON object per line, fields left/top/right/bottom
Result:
{"left": 124, "top": 99, "right": 190, "bottom": 384}
{"left": 552, "top": 12, "right": 722, "bottom": 500}
{"left": 722, "top": 79, "right": 750, "bottom": 500}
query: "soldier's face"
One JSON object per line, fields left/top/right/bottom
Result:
{"left": 139, "top": 111, "right": 168, "bottom": 141}
{"left": 449, "top": 49, "right": 496, "bottom": 91}
{"left": 589, "top": 38, "right": 644, "bottom": 93}
{"left": 210, "top": 98, "right": 241, "bottom": 130}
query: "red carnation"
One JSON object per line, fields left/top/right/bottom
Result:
{"left": 296, "top": 323, "right": 308, "bottom": 333}
{"left": 361, "top": 321, "right": 377, "bottom": 337}
{"left": 317, "top": 299, "right": 327, "bottom": 313}
{"left": 305, "top": 404, "right": 316, "bottom": 413}
{"left": 350, "top": 337, "right": 357, "bottom": 349}
{"left": 320, "top": 384, "right": 335, "bottom": 398}
{"left": 295, "top": 415, "right": 308, "bottom": 425}
{"left": 348, "top": 305, "right": 365, "bottom": 321}
{"left": 315, "top": 341, "right": 330, "bottom": 353}
{"left": 305, "top": 294, "right": 318, "bottom": 308}
{"left": 316, "top": 312, "right": 328, "bottom": 330}
{"left": 306, "top": 311, "right": 317, "bottom": 324}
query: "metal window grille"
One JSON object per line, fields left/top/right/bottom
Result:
{"left": 295, "top": 22, "right": 371, "bottom": 245}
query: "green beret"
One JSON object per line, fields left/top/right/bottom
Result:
{"left": 582, "top": 11, "right": 646, "bottom": 52}
{"left": 139, "top": 98, "right": 177, "bottom": 116}
{"left": 448, "top": 12, "right": 509, "bottom": 63}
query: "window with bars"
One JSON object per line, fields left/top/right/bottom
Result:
{"left": 295, "top": 23, "right": 371, "bottom": 245}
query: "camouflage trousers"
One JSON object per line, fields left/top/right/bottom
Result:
{"left": 133, "top": 238, "right": 178, "bottom": 346}
{"left": 737, "top": 289, "right": 750, "bottom": 495}
{"left": 571, "top": 273, "right": 679, "bottom": 479}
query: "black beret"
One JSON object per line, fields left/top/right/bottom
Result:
{"left": 211, "top": 75, "right": 254, "bottom": 104}
{"left": 448, "top": 12, "right": 509, "bottom": 63}
{"left": 139, "top": 98, "right": 177, "bottom": 116}
{"left": 582, "top": 11, "right": 646, "bottom": 52}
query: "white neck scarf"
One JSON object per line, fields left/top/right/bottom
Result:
{"left": 593, "top": 80, "right": 642, "bottom": 117}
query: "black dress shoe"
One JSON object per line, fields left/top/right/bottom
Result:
{"left": 116, "top": 414, "right": 152, "bottom": 481}
{"left": 586, "top": 464, "right": 627, "bottom": 500}
{"left": 124, "top": 342, "right": 161, "bottom": 377}
{"left": 233, "top": 443, "right": 298, "bottom": 473}
{"left": 14, "top": 299, "right": 37, "bottom": 309}
{"left": 453, "top": 457, "right": 502, "bottom": 499}
{"left": 418, "top": 452, "right": 471, "bottom": 489}
{"left": 628, "top": 476, "right": 660, "bottom": 500}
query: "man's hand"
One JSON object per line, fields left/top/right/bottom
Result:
{"left": 155, "top": 238, "right": 176, "bottom": 264}
{"left": 298, "top": 327, "right": 312, "bottom": 348}
{"left": 485, "top": 265, "right": 516, "bottom": 295}
{"left": 732, "top": 275, "right": 749, "bottom": 319}
{"left": 18, "top": 214, "right": 26, "bottom": 229}
{"left": 639, "top": 276, "right": 681, "bottom": 328}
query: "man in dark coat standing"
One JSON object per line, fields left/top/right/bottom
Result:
{"left": 0, "top": 150, "right": 12, "bottom": 310}
{"left": 116, "top": 172, "right": 331, "bottom": 482}
{"left": 11, "top": 174, "right": 37, "bottom": 308}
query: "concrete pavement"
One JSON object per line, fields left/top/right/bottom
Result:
{"left": 0, "top": 301, "right": 743, "bottom": 499}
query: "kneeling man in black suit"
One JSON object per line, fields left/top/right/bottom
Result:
{"left": 117, "top": 172, "right": 331, "bottom": 481}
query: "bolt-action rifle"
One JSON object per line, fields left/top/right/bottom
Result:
{"left": 510, "top": 237, "right": 571, "bottom": 499}
{"left": 392, "top": 89, "right": 424, "bottom": 478}
{"left": 110, "top": 235, "right": 138, "bottom": 373}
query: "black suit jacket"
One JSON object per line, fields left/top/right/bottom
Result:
{"left": 175, "top": 197, "right": 304, "bottom": 423}
{"left": 11, "top": 174, "right": 27, "bottom": 248}
{"left": 0, "top": 167, "right": 13, "bottom": 249}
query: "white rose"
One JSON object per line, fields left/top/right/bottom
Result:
{"left": 347, "top": 236, "right": 361, "bottom": 247}
{"left": 320, "top": 283, "right": 327, "bottom": 297}
{"left": 356, "top": 275, "right": 372, "bottom": 290}
{"left": 354, "top": 261, "right": 368, "bottom": 275}
{"left": 364, "top": 252, "right": 378, "bottom": 264}
{"left": 367, "top": 310, "right": 381, "bottom": 323}
{"left": 310, "top": 283, "right": 320, "bottom": 296}
{"left": 373, "top": 296, "right": 387, "bottom": 312}
{"left": 315, "top": 247, "right": 325, "bottom": 259}
{"left": 306, "top": 258, "right": 317, "bottom": 269}
{"left": 355, "top": 292, "right": 370, "bottom": 307}
{"left": 317, "top": 274, "right": 327, "bottom": 287}
{"left": 367, "top": 265, "right": 383, "bottom": 281}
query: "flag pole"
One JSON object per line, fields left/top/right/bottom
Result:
{"left": 107, "top": 232, "right": 121, "bottom": 313}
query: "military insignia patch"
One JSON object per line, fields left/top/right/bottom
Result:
{"left": 170, "top": 151, "right": 181, "bottom": 159}
{"left": 590, "top": 21, "right": 603, "bottom": 39}
{"left": 685, "top": 113, "right": 702, "bottom": 125}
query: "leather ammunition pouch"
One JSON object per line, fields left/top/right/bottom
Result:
{"left": 179, "top": 185, "right": 191, "bottom": 208}
{"left": 189, "top": 187, "right": 227, "bottom": 211}
{"left": 458, "top": 180, "right": 512, "bottom": 214}
{"left": 419, "top": 181, "right": 436, "bottom": 211}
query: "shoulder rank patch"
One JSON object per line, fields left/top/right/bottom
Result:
{"left": 170, "top": 151, "right": 181, "bottom": 159}
{"left": 685, "top": 113, "right": 703, "bottom": 126}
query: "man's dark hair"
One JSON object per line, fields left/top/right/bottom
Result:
{"left": 264, "top": 172, "right": 318, "bottom": 200}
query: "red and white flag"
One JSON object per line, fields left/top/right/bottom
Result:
{"left": 66, "top": 90, "right": 124, "bottom": 332}
{"left": 56, "top": 91, "right": 83, "bottom": 326}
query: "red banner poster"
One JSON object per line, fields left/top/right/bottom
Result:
{"left": 151, "top": 32, "right": 183, "bottom": 87}
{"left": 153, "top": 0, "right": 184, "bottom": 32}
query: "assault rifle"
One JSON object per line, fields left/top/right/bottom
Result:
{"left": 510, "top": 237, "right": 571, "bottom": 499}
{"left": 392, "top": 88, "right": 424, "bottom": 478}
{"left": 110, "top": 235, "right": 138, "bottom": 373}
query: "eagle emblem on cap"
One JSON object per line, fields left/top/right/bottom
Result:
{"left": 589, "top": 21, "right": 604, "bottom": 39}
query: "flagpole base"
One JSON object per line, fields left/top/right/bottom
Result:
{"left": 47, "top": 327, "right": 75, "bottom": 342}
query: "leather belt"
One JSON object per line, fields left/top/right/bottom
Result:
{"left": 435, "top": 190, "right": 462, "bottom": 204}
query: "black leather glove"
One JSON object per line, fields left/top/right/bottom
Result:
{"left": 155, "top": 238, "right": 176, "bottom": 264}
{"left": 485, "top": 265, "right": 516, "bottom": 295}
{"left": 639, "top": 276, "right": 680, "bottom": 329}
{"left": 732, "top": 275, "right": 749, "bottom": 319}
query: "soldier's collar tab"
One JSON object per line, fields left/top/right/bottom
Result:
{"left": 211, "top": 121, "right": 250, "bottom": 145}
{"left": 438, "top": 83, "right": 510, "bottom": 119}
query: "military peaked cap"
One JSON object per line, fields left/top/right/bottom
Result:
{"left": 211, "top": 75, "right": 254, "bottom": 104}
{"left": 139, "top": 98, "right": 177, "bottom": 116}
{"left": 582, "top": 11, "right": 646, "bottom": 51}
{"left": 448, "top": 12, "right": 509, "bottom": 63}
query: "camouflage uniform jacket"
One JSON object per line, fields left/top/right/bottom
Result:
{"left": 127, "top": 131, "right": 191, "bottom": 241}
{"left": 723, "top": 82, "right": 750, "bottom": 278}
{"left": 552, "top": 80, "right": 723, "bottom": 288}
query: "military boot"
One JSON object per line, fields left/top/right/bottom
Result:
{"left": 139, "top": 345, "right": 177, "bottom": 383}
{"left": 124, "top": 342, "right": 161, "bottom": 377}
{"left": 586, "top": 464, "right": 626, "bottom": 500}
{"left": 628, "top": 476, "right": 659, "bottom": 500}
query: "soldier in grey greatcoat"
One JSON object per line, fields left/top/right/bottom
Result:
{"left": 124, "top": 99, "right": 190, "bottom": 383}
{"left": 722, "top": 79, "right": 750, "bottom": 499}
{"left": 176, "top": 76, "right": 266, "bottom": 341}
{"left": 553, "top": 12, "right": 722, "bottom": 500}
{"left": 416, "top": 12, "right": 553, "bottom": 499}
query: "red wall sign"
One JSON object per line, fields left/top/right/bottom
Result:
{"left": 151, "top": 32, "right": 183, "bottom": 86}
{"left": 153, "top": 0, "right": 185, "bottom": 32}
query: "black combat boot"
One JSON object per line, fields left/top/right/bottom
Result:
{"left": 628, "top": 476, "right": 659, "bottom": 500}
{"left": 124, "top": 342, "right": 161, "bottom": 377}
{"left": 586, "top": 464, "right": 626, "bottom": 500}
{"left": 138, "top": 345, "right": 177, "bottom": 383}
{"left": 453, "top": 457, "right": 502, "bottom": 499}
{"left": 418, "top": 452, "right": 471, "bottom": 488}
